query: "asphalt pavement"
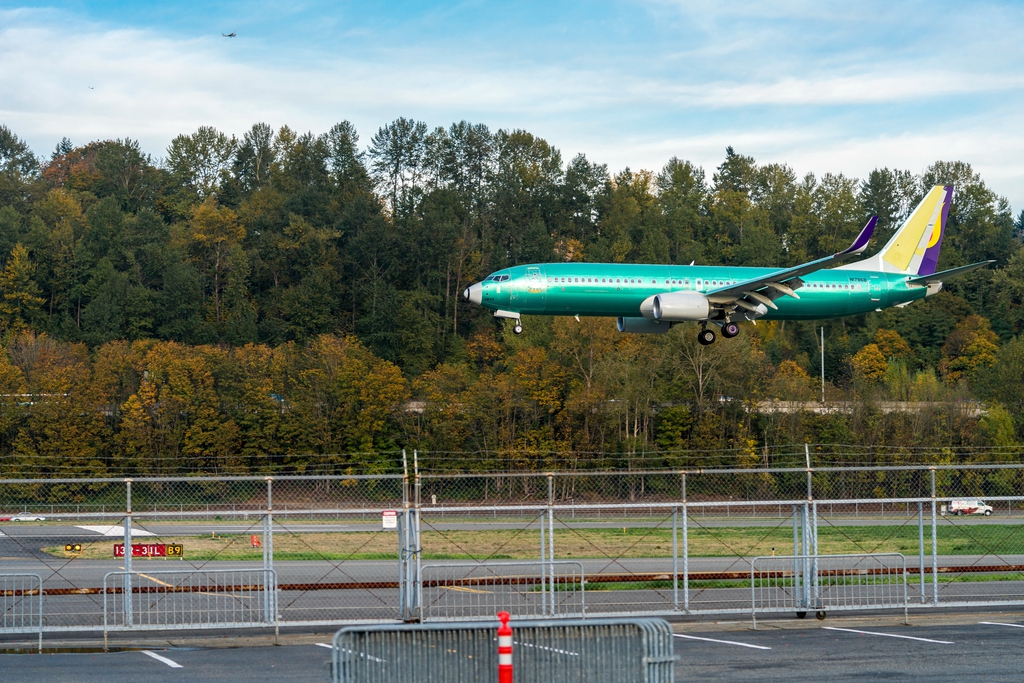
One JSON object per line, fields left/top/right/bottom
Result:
{"left": 2, "top": 613, "right": 1024, "bottom": 682}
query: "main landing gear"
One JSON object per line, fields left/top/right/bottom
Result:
{"left": 697, "top": 327, "right": 716, "bottom": 346}
{"left": 698, "top": 321, "right": 741, "bottom": 345}
{"left": 513, "top": 321, "right": 524, "bottom": 335}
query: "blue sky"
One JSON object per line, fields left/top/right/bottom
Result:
{"left": 1, "top": 1, "right": 1022, "bottom": 207}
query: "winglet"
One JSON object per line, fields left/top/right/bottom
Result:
{"left": 839, "top": 216, "right": 877, "bottom": 256}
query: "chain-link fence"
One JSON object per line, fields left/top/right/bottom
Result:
{"left": 2, "top": 459, "right": 1024, "bottom": 638}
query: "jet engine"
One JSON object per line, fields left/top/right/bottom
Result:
{"left": 651, "top": 292, "right": 710, "bottom": 322}
{"left": 616, "top": 317, "right": 672, "bottom": 334}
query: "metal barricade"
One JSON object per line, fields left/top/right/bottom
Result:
{"left": 332, "top": 617, "right": 675, "bottom": 683}
{"left": 750, "top": 553, "right": 908, "bottom": 628}
{"left": 103, "top": 569, "right": 277, "bottom": 634}
{"left": 0, "top": 573, "right": 43, "bottom": 651}
{"left": 420, "top": 561, "right": 585, "bottom": 621}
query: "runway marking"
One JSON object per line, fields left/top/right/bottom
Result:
{"left": 515, "top": 640, "right": 579, "bottom": 656}
{"left": 77, "top": 525, "right": 155, "bottom": 537}
{"left": 319, "top": 640, "right": 387, "bottom": 663}
{"left": 445, "top": 586, "right": 492, "bottom": 594}
{"left": 674, "top": 634, "right": 771, "bottom": 650}
{"left": 121, "top": 567, "right": 248, "bottom": 599}
{"left": 980, "top": 621, "right": 1024, "bottom": 629}
{"left": 822, "top": 627, "right": 953, "bottom": 644}
{"left": 141, "top": 650, "right": 182, "bottom": 668}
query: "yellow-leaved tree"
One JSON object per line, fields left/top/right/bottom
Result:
{"left": 0, "top": 244, "right": 44, "bottom": 334}
{"left": 939, "top": 315, "right": 999, "bottom": 383}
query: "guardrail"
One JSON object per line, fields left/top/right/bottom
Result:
{"left": 331, "top": 617, "right": 675, "bottom": 683}
{"left": 420, "top": 561, "right": 585, "bottom": 621}
{"left": 102, "top": 569, "right": 277, "bottom": 639}
{"left": 0, "top": 573, "right": 43, "bottom": 651}
{"left": 750, "top": 553, "right": 908, "bottom": 628}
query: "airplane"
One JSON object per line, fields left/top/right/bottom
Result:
{"left": 462, "top": 185, "right": 994, "bottom": 345}
{"left": 222, "top": 32, "right": 237, "bottom": 37}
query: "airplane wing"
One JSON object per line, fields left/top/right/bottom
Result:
{"left": 905, "top": 260, "right": 995, "bottom": 286}
{"left": 704, "top": 216, "right": 877, "bottom": 311}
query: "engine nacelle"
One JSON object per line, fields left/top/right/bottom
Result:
{"left": 616, "top": 317, "right": 672, "bottom": 334}
{"left": 652, "top": 292, "right": 710, "bottom": 321}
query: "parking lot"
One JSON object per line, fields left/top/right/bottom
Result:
{"left": 2, "top": 612, "right": 1023, "bottom": 682}
{"left": 673, "top": 614, "right": 1024, "bottom": 682}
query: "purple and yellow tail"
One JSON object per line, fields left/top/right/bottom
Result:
{"left": 874, "top": 185, "right": 953, "bottom": 276}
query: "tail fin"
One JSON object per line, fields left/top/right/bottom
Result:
{"left": 845, "top": 185, "right": 952, "bottom": 275}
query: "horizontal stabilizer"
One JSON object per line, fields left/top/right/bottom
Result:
{"left": 905, "top": 260, "right": 995, "bottom": 286}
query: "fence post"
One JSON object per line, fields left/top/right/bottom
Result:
{"left": 547, "top": 473, "right": 555, "bottom": 616}
{"left": 682, "top": 501, "right": 689, "bottom": 612}
{"left": 930, "top": 468, "right": 938, "bottom": 606}
{"left": 264, "top": 476, "right": 274, "bottom": 623}
{"left": 801, "top": 504, "right": 810, "bottom": 610}
{"left": 811, "top": 501, "right": 819, "bottom": 611}
{"left": 539, "top": 509, "right": 547, "bottom": 616}
{"left": 672, "top": 506, "right": 678, "bottom": 610}
{"left": 413, "top": 449, "right": 422, "bottom": 620}
{"left": 399, "top": 450, "right": 407, "bottom": 618}
{"left": 123, "top": 479, "right": 133, "bottom": 627}
{"left": 792, "top": 505, "right": 800, "bottom": 605}
{"left": 918, "top": 501, "right": 925, "bottom": 603}
{"left": 805, "top": 443, "right": 813, "bottom": 501}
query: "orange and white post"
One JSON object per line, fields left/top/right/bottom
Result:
{"left": 497, "top": 611, "right": 513, "bottom": 683}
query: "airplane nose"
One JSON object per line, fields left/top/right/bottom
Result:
{"left": 463, "top": 283, "right": 482, "bottom": 305}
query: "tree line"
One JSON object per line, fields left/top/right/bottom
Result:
{"left": 0, "top": 120, "right": 1022, "bottom": 485}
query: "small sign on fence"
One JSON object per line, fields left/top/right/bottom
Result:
{"left": 382, "top": 509, "right": 398, "bottom": 529}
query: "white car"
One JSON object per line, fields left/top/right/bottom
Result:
{"left": 9, "top": 513, "right": 46, "bottom": 522}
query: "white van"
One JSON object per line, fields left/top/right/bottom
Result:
{"left": 949, "top": 499, "right": 993, "bottom": 516}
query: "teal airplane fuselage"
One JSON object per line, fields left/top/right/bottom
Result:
{"left": 479, "top": 263, "right": 919, "bottom": 321}
{"left": 464, "top": 186, "right": 995, "bottom": 343}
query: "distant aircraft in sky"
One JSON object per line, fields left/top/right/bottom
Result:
{"left": 463, "top": 185, "right": 993, "bottom": 345}
{"left": 222, "top": 32, "right": 237, "bottom": 37}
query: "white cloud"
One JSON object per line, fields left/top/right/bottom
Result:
{"left": 574, "top": 124, "right": 1024, "bottom": 208}
{"left": 0, "top": 6, "right": 1022, "bottom": 210}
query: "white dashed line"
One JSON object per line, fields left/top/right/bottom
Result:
{"left": 316, "top": 643, "right": 332, "bottom": 648}
{"left": 822, "top": 627, "right": 953, "bottom": 644}
{"left": 980, "top": 621, "right": 1024, "bottom": 629}
{"left": 77, "top": 525, "right": 155, "bottom": 537}
{"left": 674, "top": 634, "right": 772, "bottom": 650}
{"left": 141, "top": 650, "right": 183, "bottom": 668}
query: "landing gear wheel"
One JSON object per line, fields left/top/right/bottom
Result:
{"left": 816, "top": 611, "right": 827, "bottom": 620}
{"left": 513, "top": 323, "right": 524, "bottom": 335}
{"left": 697, "top": 328, "right": 716, "bottom": 345}
{"left": 722, "top": 322, "right": 740, "bottom": 338}
{"left": 796, "top": 611, "right": 807, "bottom": 619}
